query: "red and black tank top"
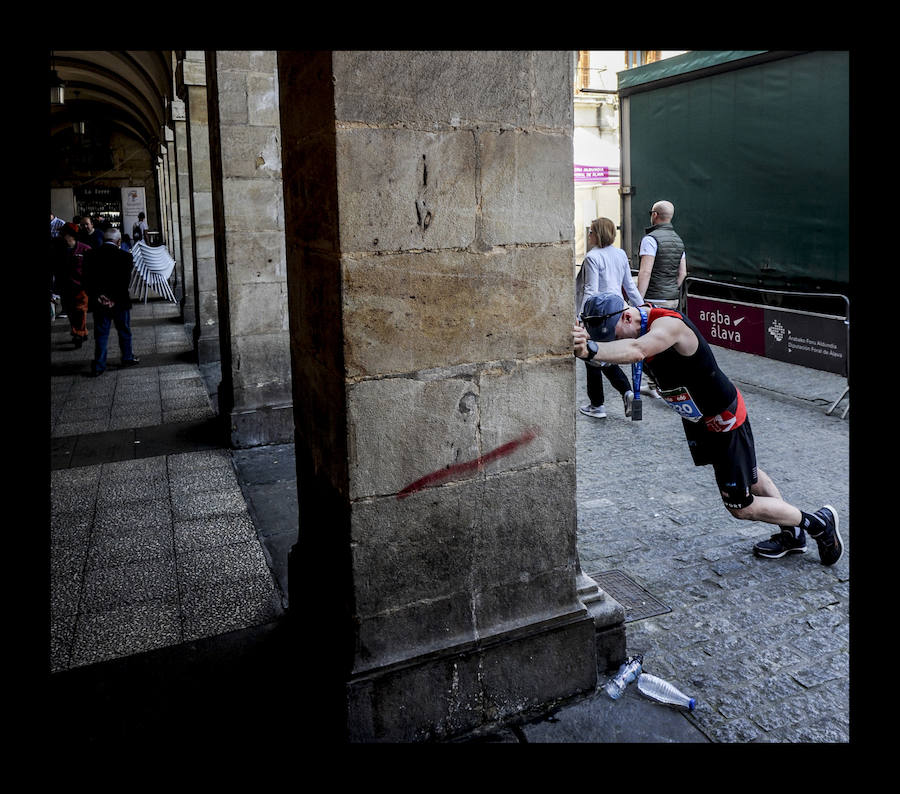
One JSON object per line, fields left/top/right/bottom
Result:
{"left": 644, "top": 308, "right": 747, "bottom": 433}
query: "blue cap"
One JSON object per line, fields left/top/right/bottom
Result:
{"left": 688, "top": 698, "right": 696, "bottom": 710}
{"left": 581, "top": 292, "right": 627, "bottom": 343}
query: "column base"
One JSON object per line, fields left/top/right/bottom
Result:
{"left": 346, "top": 607, "right": 598, "bottom": 742}
{"left": 577, "top": 570, "right": 627, "bottom": 674}
{"left": 228, "top": 403, "right": 294, "bottom": 448}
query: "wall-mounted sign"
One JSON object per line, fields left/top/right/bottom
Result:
{"left": 574, "top": 164, "right": 620, "bottom": 185}
{"left": 121, "top": 187, "right": 146, "bottom": 242}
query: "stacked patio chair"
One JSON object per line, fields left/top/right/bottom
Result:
{"left": 129, "top": 239, "right": 177, "bottom": 304}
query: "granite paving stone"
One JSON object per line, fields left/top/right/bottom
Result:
{"left": 86, "top": 523, "right": 175, "bottom": 569}
{"left": 176, "top": 541, "right": 273, "bottom": 592}
{"left": 180, "top": 579, "right": 281, "bottom": 642}
{"left": 173, "top": 514, "right": 258, "bottom": 553}
{"left": 80, "top": 556, "right": 179, "bottom": 612}
{"left": 69, "top": 602, "right": 183, "bottom": 667}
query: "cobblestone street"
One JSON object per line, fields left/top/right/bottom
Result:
{"left": 571, "top": 347, "right": 849, "bottom": 742}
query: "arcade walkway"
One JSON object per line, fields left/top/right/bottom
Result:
{"left": 47, "top": 295, "right": 851, "bottom": 745}
{"left": 49, "top": 298, "right": 293, "bottom": 672}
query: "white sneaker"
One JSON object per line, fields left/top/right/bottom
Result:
{"left": 640, "top": 381, "right": 662, "bottom": 398}
{"left": 623, "top": 390, "right": 634, "bottom": 417}
{"left": 580, "top": 403, "right": 607, "bottom": 418}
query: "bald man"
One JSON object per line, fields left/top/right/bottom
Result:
{"left": 638, "top": 200, "right": 686, "bottom": 309}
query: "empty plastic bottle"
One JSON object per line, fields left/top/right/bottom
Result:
{"left": 637, "top": 673, "right": 696, "bottom": 711}
{"left": 603, "top": 654, "right": 643, "bottom": 700}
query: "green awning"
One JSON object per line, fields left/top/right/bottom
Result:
{"left": 618, "top": 51, "right": 771, "bottom": 95}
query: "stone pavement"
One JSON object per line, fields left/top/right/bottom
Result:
{"left": 555, "top": 349, "right": 849, "bottom": 743}
{"left": 47, "top": 297, "right": 850, "bottom": 744}
{"left": 49, "top": 299, "right": 286, "bottom": 673}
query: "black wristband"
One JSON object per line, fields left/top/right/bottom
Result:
{"left": 585, "top": 340, "right": 599, "bottom": 361}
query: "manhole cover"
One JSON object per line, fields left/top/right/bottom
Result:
{"left": 586, "top": 570, "right": 671, "bottom": 623}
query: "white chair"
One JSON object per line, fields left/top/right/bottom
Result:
{"left": 129, "top": 240, "right": 177, "bottom": 304}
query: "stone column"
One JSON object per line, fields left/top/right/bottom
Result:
{"left": 171, "top": 96, "right": 196, "bottom": 327}
{"left": 178, "top": 50, "right": 219, "bottom": 364}
{"left": 206, "top": 51, "right": 292, "bottom": 448}
{"left": 164, "top": 123, "right": 181, "bottom": 286}
{"left": 278, "top": 51, "right": 598, "bottom": 742}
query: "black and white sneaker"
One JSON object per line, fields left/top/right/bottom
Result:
{"left": 623, "top": 390, "right": 634, "bottom": 417}
{"left": 753, "top": 528, "right": 807, "bottom": 559}
{"left": 807, "top": 505, "right": 843, "bottom": 566}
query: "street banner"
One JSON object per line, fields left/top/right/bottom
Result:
{"left": 686, "top": 295, "right": 848, "bottom": 376}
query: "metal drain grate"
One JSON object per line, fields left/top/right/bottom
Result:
{"left": 587, "top": 570, "right": 671, "bottom": 623}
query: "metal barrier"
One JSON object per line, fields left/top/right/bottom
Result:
{"left": 683, "top": 277, "right": 849, "bottom": 418}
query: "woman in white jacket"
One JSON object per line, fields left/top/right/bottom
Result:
{"left": 574, "top": 217, "right": 644, "bottom": 418}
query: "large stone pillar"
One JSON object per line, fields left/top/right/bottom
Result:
{"left": 279, "top": 51, "right": 598, "bottom": 742}
{"left": 206, "top": 51, "right": 293, "bottom": 448}
{"left": 178, "top": 50, "right": 220, "bottom": 364}
{"left": 171, "top": 96, "right": 196, "bottom": 327}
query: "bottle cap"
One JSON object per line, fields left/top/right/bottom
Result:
{"left": 688, "top": 698, "right": 696, "bottom": 711}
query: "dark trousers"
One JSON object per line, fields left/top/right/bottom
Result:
{"left": 585, "top": 360, "right": 632, "bottom": 407}
{"left": 92, "top": 308, "right": 135, "bottom": 373}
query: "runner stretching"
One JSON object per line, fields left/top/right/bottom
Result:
{"left": 572, "top": 292, "right": 843, "bottom": 565}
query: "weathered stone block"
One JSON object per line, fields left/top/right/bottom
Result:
{"left": 247, "top": 72, "right": 280, "bottom": 127}
{"left": 333, "top": 51, "right": 531, "bottom": 129}
{"left": 227, "top": 231, "right": 286, "bottom": 284}
{"left": 347, "top": 375, "right": 479, "bottom": 500}
{"left": 478, "top": 356, "right": 574, "bottom": 470}
{"left": 222, "top": 178, "right": 283, "bottom": 232}
{"left": 347, "top": 608, "right": 596, "bottom": 742}
{"left": 196, "top": 289, "right": 218, "bottom": 323}
{"left": 182, "top": 57, "right": 206, "bottom": 88}
{"left": 346, "top": 357, "right": 572, "bottom": 500}
{"left": 341, "top": 244, "right": 574, "bottom": 378}
{"left": 220, "top": 126, "right": 282, "bottom": 180}
{"left": 187, "top": 85, "right": 209, "bottom": 125}
{"left": 230, "top": 333, "right": 292, "bottom": 408}
{"left": 530, "top": 51, "right": 575, "bottom": 130}
{"left": 216, "top": 69, "right": 249, "bottom": 125}
{"left": 229, "top": 282, "right": 289, "bottom": 336}
{"left": 350, "top": 463, "right": 580, "bottom": 672}
{"left": 479, "top": 129, "right": 575, "bottom": 247}
{"left": 336, "top": 127, "right": 477, "bottom": 252}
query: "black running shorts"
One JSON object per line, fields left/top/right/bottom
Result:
{"left": 683, "top": 417, "right": 758, "bottom": 509}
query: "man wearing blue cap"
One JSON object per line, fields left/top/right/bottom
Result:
{"left": 572, "top": 291, "right": 843, "bottom": 566}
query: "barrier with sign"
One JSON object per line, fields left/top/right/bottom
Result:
{"left": 683, "top": 278, "right": 849, "bottom": 415}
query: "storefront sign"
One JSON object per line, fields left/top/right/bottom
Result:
{"left": 686, "top": 296, "right": 848, "bottom": 376}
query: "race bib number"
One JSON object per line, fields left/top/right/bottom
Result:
{"left": 658, "top": 385, "right": 703, "bottom": 422}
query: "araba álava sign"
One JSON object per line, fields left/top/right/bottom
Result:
{"left": 686, "top": 296, "right": 847, "bottom": 376}
{"left": 696, "top": 308, "right": 748, "bottom": 344}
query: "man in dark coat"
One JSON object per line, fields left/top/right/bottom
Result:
{"left": 81, "top": 227, "right": 140, "bottom": 376}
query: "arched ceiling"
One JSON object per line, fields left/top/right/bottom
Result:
{"left": 50, "top": 50, "right": 174, "bottom": 151}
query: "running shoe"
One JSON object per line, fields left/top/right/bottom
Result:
{"left": 640, "top": 380, "right": 662, "bottom": 399}
{"left": 807, "top": 505, "right": 843, "bottom": 566}
{"left": 623, "top": 390, "right": 634, "bottom": 417}
{"left": 579, "top": 403, "right": 607, "bottom": 419}
{"left": 753, "top": 528, "right": 807, "bottom": 559}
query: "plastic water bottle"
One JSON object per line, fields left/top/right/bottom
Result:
{"left": 637, "top": 673, "right": 696, "bottom": 711}
{"left": 603, "top": 654, "right": 643, "bottom": 700}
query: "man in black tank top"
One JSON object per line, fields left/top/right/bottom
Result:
{"left": 572, "top": 292, "right": 843, "bottom": 567}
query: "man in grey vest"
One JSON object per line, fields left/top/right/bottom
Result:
{"left": 638, "top": 200, "right": 686, "bottom": 309}
{"left": 637, "top": 200, "right": 687, "bottom": 396}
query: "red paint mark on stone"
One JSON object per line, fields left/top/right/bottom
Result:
{"left": 397, "top": 428, "right": 538, "bottom": 500}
